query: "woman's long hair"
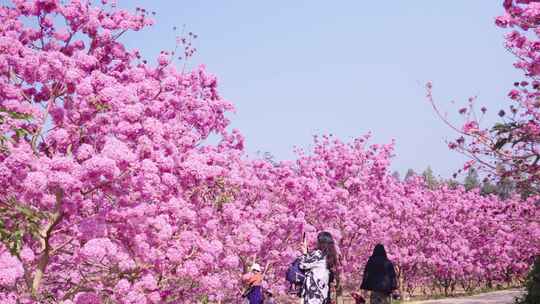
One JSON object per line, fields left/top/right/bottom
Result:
{"left": 372, "top": 243, "right": 387, "bottom": 258}
{"left": 316, "top": 231, "right": 338, "bottom": 271}
{"left": 317, "top": 231, "right": 340, "bottom": 289}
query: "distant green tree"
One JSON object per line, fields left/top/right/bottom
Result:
{"left": 445, "top": 179, "right": 460, "bottom": 190}
{"left": 258, "top": 151, "right": 279, "bottom": 167}
{"left": 480, "top": 179, "right": 497, "bottom": 196}
{"left": 464, "top": 168, "right": 480, "bottom": 191}
{"left": 422, "top": 166, "right": 439, "bottom": 189}
{"left": 496, "top": 177, "right": 515, "bottom": 199}
{"left": 404, "top": 169, "right": 416, "bottom": 181}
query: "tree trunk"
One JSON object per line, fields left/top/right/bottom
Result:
{"left": 31, "top": 189, "right": 64, "bottom": 298}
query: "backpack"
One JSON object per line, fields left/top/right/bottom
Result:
{"left": 285, "top": 258, "right": 305, "bottom": 296}
{"left": 286, "top": 257, "right": 305, "bottom": 284}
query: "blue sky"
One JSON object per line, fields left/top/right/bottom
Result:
{"left": 120, "top": 1, "right": 520, "bottom": 179}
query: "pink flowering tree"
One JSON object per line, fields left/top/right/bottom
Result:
{"left": 0, "top": 1, "right": 538, "bottom": 303}
{"left": 0, "top": 0, "right": 244, "bottom": 302}
{"left": 429, "top": 0, "right": 540, "bottom": 197}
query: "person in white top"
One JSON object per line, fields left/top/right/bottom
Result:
{"left": 298, "top": 231, "right": 339, "bottom": 304}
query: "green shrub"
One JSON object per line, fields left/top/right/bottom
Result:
{"left": 516, "top": 256, "right": 540, "bottom": 304}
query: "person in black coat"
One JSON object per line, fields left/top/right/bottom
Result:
{"left": 360, "top": 244, "right": 397, "bottom": 304}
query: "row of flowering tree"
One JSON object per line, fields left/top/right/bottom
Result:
{"left": 0, "top": 0, "right": 538, "bottom": 303}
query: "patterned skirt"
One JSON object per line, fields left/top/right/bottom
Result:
{"left": 370, "top": 291, "right": 390, "bottom": 304}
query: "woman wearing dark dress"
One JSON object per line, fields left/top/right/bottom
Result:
{"left": 360, "top": 244, "right": 398, "bottom": 304}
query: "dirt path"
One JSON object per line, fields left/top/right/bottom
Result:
{"left": 407, "top": 289, "right": 524, "bottom": 304}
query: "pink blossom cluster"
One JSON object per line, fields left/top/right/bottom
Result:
{"left": 0, "top": 0, "right": 538, "bottom": 303}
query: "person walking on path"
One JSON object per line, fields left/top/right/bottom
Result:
{"left": 299, "top": 231, "right": 339, "bottom": 304}
{"left": 242, "top": 263, "right": 264, "bottom": 304}
{"left": 360, "top": 244, "right": 398, "bottom": 304}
